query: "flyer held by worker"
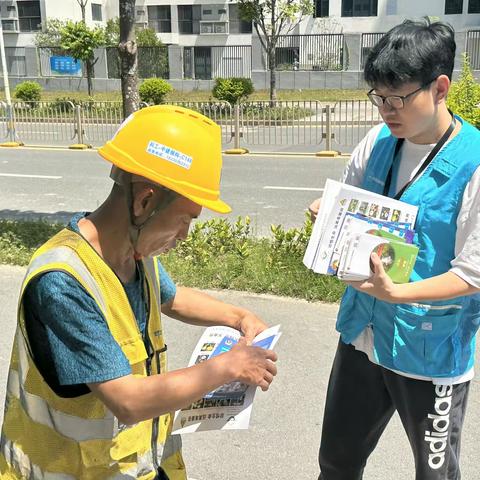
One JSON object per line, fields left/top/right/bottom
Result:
{"left": 172, "top": 325, "right": 281, "bottom": 434}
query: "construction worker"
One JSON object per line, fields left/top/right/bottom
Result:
{"left": 0, "top": 105, "right": 278, "bottom": 479}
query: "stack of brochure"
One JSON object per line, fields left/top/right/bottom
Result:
{"left": 303, "top": 179, "right": 419, "bottom": 283}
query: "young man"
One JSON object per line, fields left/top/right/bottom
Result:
{"left": 309, "top": 20, "right": 480, "bottom": 479}
{"left": 0, "top": 105, "right": 278, "bottom": 479}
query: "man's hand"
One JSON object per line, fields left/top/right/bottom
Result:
{"left": 308, "top": 198, "right": 321, "bottom": 222}
{"left": 228, "top": 338, "right": 278, "bottom": 391}
{"left": 236, "top": 311, "right": 268, "bottom": 345}
{"left": 345, "top": 252, "right": 399, "bottom": 303}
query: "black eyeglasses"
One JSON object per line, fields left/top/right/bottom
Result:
{"left": 367, "top": 79, "right": 435, "bottom": 110}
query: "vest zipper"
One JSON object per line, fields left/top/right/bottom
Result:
{"left": 141, "top": 270, "right": 161, "bottom": 475}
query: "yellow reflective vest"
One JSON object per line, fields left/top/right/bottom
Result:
{"left": 0, "top": 228, "right": 186, "bottom": 479}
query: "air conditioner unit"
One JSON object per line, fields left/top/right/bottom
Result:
{"left": 136, "top": 9, "right": 147, "bottom": 22}
{"left": 1, "top": 2, "right": 17, "bottom": 20}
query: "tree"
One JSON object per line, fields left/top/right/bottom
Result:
{"left": 103, "top": 18, "right": 163, "bottom": 47}
{"left": 60, "top": 21, "right": 105, "bottom": 96}
{"left": 136, "top": 27, "right": 163, "bottom": 47}
{"left": 104, "top": 18, "right": 120, "bottom": 47}
{"left": 34, "top": 19, "right": 67, "bottom": 48}
{"left": 76, "top": 0, "right": 89, "bottom": 23}
{"left": 238, "top": 0, "right": 313, "bottom": 101}
{"left": 447, "top": 53, "right": 480, "bottom": 128}
{"left": 119, "top": 1, "right": 139, "bottom": 118}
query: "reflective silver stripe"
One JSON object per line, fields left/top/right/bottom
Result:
{"left": 408, "top": 303, "right": 463, "bottom": 311}
{"left": 1, "top": 435, "right": 75, "bottom": 480}
{"left": 11, "top": 335, "right": 116, "bottom": 443}
{"left": 25, "top": 246, "right": 108, "bottom": 315}
{"left": 143, "top": 257, "right": 161, "bottom": 308}
{"left": 161, "top": 433, "right": 182, "bottom": 462}
{"left": 111, "top": 450, "right": 155, "bottom": 479}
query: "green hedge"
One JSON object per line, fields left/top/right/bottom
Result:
{"left": 0, "top": 217, "right": 345, "bottom": 303}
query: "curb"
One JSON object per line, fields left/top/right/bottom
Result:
{"left": 0, "top": 141, "right": 24, "bottom": 148}
{"left": 315, "top": 150, "right": 341, "bottom": 157}
{"left": 223, "top": 148, "right": 250, "bottom": 155}
{"left": 69, "top": 143, "right": 92, "bottom": 150}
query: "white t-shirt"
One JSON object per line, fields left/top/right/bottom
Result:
{"left": 341, "top": 123, "right": 480, "bottom": 385}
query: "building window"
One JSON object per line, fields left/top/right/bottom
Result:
{"left": 229, "top": 4, "right": 252, "bottom": 34}
{"left": 147, "top": 5, "right": 171, "bottom": 33}
{"left": 17, "top": 0, "right": 41, "bottom": 32}
{"left": 468, "top": 0, "right": 480, "bottom": 13}
{"left": 203, "top": 9, "right": 212, "bottom": 15}
{"left": 91, "top": 3, "right": 102, "bottom": 22}
{"left": 342, "top": 0, "right": 378, "bottom": 17}
{"left": 315, "top": 0, "right": 329, "bottom": 17}
{"left": 178, "top": 5, "right": 193, "bottom": 34}
{"left": 445, "top": 0, "right": 463, "bottom": 13}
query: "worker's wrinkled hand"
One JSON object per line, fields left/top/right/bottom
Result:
{"left": 345, "top": 252, "right": 399, "bottom": 303}
{"left": 229, "top": 337, "right": 278, "bottom": 391}
{"left": 308, "top": 198, "right": 321, "bottom": 222}
{"left": 237, "top": 312, "right": 268, "bottom": 345}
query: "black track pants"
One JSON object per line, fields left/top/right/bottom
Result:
{"left": 318, "top": 340, "right": 470, "bottom": 480}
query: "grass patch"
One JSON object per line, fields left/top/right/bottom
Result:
{"left": 0, "top": 220, "right": 63, "bottom": 265}
{"left": 0, "top": 217, "right": 345, "bottom": 303}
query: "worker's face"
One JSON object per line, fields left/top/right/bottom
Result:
{"left": 370, "top": 76, "right": 449, "bottom": 144}
{"left": 135, "top": 196, "right": 202, "bottom": 258}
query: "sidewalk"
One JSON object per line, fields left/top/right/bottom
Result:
{"left": 1, "top": 265, "right": 479, "bottom": 479}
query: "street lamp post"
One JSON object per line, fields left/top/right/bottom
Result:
{"left": 0, "top": 18, "right": 11, "bottom": 105}
{"left": 0, "top": 18, "right": 17, "bottom": 144}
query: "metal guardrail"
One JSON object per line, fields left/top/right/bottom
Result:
{"left": 331, "top": 99, "right": 383, "bottom": 147}
{"left": 238, "top": 100, "right": 325, "bottom": 145}
{"left": 0, "top": 99, "right": 382, "bottom": 150}
{"left": 164, "top": 101, "right": 234, "bottom": 145}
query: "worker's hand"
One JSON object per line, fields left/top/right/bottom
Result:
{"left": 228, "top": 338, "right": 278, "bottom": 391}
{"left": 237, "top": 312, "right": 268, "bottom": 345}
{"left": 308, "top": 198, "right": 322, "bottom": 222}
{"left": 345, "top": 253, "right": 399, "bottom": 303}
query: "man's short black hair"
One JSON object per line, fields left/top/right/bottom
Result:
{"left": 364, "top": 18, "right": 456, "bottom": 89}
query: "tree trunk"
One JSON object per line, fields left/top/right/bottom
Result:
{"left": 119, "top": 0, "right": 139, "bottom": 119}
{"left": 86, "top": 58, "right": 94, "bottom": 96}
{"left": 268, "top": 48, "right": 277, "bottom": 103}
{"left": 77, "top": 0, "right": 87, "bottom": 23}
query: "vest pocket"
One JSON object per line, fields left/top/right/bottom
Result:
{"left": 392, "top": 304, "right": 461, "bottom": 376}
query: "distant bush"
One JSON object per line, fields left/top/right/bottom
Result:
{"left": 212, "top": 77, "right": 254, "bottom": 105}
{"left": 50, "top": 96, "right": 76, "bottom": 112}
{"left": 447, "top": 53, "right": 480, "bottom": 128}
{"left": 14, "top": 81, "right": 42, "bottom": 105}
{"left": 243, "top": 104, "right": 313, "bottom": 120}
{"left": 139, "top": 78, "right": 173, "bottom": 105}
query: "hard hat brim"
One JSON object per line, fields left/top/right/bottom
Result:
{"left": 98, "top": 148, "right": 232, "bottom": 214}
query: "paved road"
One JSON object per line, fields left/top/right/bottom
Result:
{"left": 0, "top": 147, "right": 348, "bottom": 235}
{"left": 1, "top": 265, "right": 480, "bottom": 479}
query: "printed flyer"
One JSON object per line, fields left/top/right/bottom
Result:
{"left": 172, "top": 325, "right": 281, "bottom": 434}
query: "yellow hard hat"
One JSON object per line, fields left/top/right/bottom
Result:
{"left": 98, "top": 105, "right": 231, "bottom": 214}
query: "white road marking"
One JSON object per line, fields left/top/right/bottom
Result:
{"left": 263, "top": 186, "right": 324, "bottom": 192}
{"left": 0, "top": 173, "right": 62, "bottom": 179}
